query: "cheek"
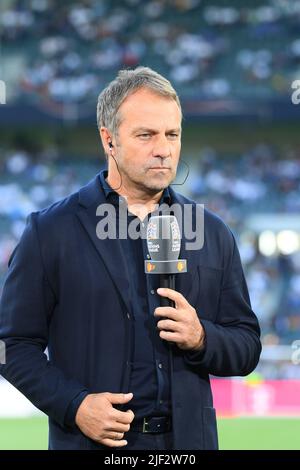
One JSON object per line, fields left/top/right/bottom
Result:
{"left": 172, "top": 141, "right": 181, "bottom": 155}
{"left": 121, "top": 152, "right": 148, "bottom": 174}
{"left": 172, "top": 149, "right": 181, "bottom": 166}
{"left": 124, "top": 145, "right": 150, "bottom": 165}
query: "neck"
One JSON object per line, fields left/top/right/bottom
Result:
{"left": 106, "top": 172, "right": 164, "bottom": 220}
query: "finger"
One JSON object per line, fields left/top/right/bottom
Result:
{"left": 157, "top": 319, "right": 181, "bottom": 332}
{"left": 106, "top": 422, "right": 131, "bottom": 433}
{"left": 159, "top": 330, "right": 182, "bottom": 343}
{"left": 102, "top": 437, "right": 128, "bottom": 448}
{"left": 154, "top": 307, "right": 180, "bottom": 319}
{"left": 106, "top": 431, "right": 125, "bottom": 441}
{"left": 106, "top": 392, "right": 133, "bottom": 405}
{"left": 157, "top": 288, "right": 187, "bottom": 308}
{"left": 112, "top": 408, "right": 135, "bottom": 424}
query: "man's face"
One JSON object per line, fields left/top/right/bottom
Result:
{"left": 111, "top": 87, "right": 181, "bottom": 193}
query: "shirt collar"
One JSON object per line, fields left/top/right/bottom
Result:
{"left": 98, "top": 169, "right": 172, "bottom": 205}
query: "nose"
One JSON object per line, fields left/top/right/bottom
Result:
{"left": 152, "top": 134, "right": 171, "bottom": 159}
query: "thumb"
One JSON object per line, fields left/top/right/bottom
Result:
{"left": 107, "top": 392, "right": 133, "bottom": 405}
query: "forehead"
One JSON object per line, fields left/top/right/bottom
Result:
{"left": 118, "top": 88, "right": 181, "bottom": 130}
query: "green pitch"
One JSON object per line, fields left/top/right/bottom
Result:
{"left": 0, "top": 417, "right": 299, "bottom": 450}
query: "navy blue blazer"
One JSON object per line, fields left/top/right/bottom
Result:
{"left": 0, "top": 174, "right": 261, "bottom": 450}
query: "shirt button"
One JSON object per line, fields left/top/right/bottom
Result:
{"left": 159, "top": 400, "right": 164, "bottom": 405}
{"left": 127, "top": 312, "right": 131, "bottom": 320}
{"left": 150, "top": 289, "right": 155, "bottom": 295}
{"left": 158, "top": 363, "right": 163, "bottom": 369}
{"left": 147, "top": 254, "right": 150, "bottom": 259}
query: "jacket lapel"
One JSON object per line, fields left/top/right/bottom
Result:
{"left": 76, "top": 174, "right": 132, "bottom": 314}
{"left": 169, "top": 188, "right": 201, "bottom": 302}
{"left": 175, "top": 230, "right": 200, "bottom": 303}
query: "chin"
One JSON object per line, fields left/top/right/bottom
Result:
{"left": 140, "top": 184, "right": 165, "bottom": 193}
{"left": 144, "top": 179, "right": 170, "bottom": 192}
{"left": 150, "top": 172, "right": 173, "bottom": 185}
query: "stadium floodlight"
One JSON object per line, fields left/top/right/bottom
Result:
{"left": 0, "top": 80, "right": 6, "bottom": 105}
{"left": 258, "top": 230, "right": 277, "bottom": 257}
{"left": 277, "top": 230, "right": 299, "bottom": 255}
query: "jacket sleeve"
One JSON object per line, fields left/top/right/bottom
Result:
{"left": 184, "top": 231, "right": 261, "bottom": 376}
{"left": 0, "top": 213, "right": 88, "bottom": 428}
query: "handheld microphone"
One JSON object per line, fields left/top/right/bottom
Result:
{"left": 144, "top": 215, "right": 187, "bottom": 307}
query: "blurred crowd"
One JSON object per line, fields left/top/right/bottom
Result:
{"left": 0, "top": 142, "right": 300, "bottom": 374}
{"left": 189, "top": 144, "right": 300, "bottom": 356}
{"left": 1, "top": 0, "right": 300, "bottom": 107}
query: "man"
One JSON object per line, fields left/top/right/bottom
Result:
{"left": 0, "top": 66, "right": 261, "bottom": 450}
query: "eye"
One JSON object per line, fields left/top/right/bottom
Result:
{"left": 138, "top": 133, "right": 151, "bottom": 139}
{"left": 168, "top": 133, "right": 179, "bottom": 139}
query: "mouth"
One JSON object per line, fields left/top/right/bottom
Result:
{"left": 149, "top": 167, "right": 170, "bottom": 171}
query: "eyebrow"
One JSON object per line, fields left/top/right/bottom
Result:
{"left": 131, "top": 127, "right": 181, "bottom": 135}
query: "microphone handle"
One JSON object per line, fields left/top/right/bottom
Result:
{"left": 159, "top": 274, "right": 175, "bottom": 308}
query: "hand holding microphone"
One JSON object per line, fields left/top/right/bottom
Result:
{"left": 155, "top": 287, "right": 205, "bottom": 351}
{"left": 145, "top": 215, "right": 205, "bottom": 351}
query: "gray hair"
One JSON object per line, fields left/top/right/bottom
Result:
{"left": 97, "top": 66, "right": 182, "bottom": 137}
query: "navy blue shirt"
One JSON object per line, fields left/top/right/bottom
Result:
{"left": 99, "top": 170, "right": 172, "bottom": 419}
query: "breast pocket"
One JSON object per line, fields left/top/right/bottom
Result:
{"left": 195, "top": 265, "right": 223, "bottom": 322}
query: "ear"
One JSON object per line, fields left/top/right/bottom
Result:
{"left": 100, "top": 127, "right": 113, "bottom": 155}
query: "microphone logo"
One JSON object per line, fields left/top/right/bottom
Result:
{"left": 147, "top": 220, "right": 158, "bottom": 240}
{"left": 177, "top": 261, "right": 185, "bottom": 272}
{"left": 145, "top": 215, "right": 187, "bottom": 274}
{"left": 146, "top": 263, "right": 156, "bottom": 272}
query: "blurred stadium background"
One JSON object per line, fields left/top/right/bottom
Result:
{"left": 1, "top": 0, "right": 300, "bottom": 450}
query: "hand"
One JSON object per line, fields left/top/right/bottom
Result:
{"left": 75, "top": 392, "right": 134, "bottom": 447}
{"left": 155, "top": 288, "right": 205, "bottom": 351}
